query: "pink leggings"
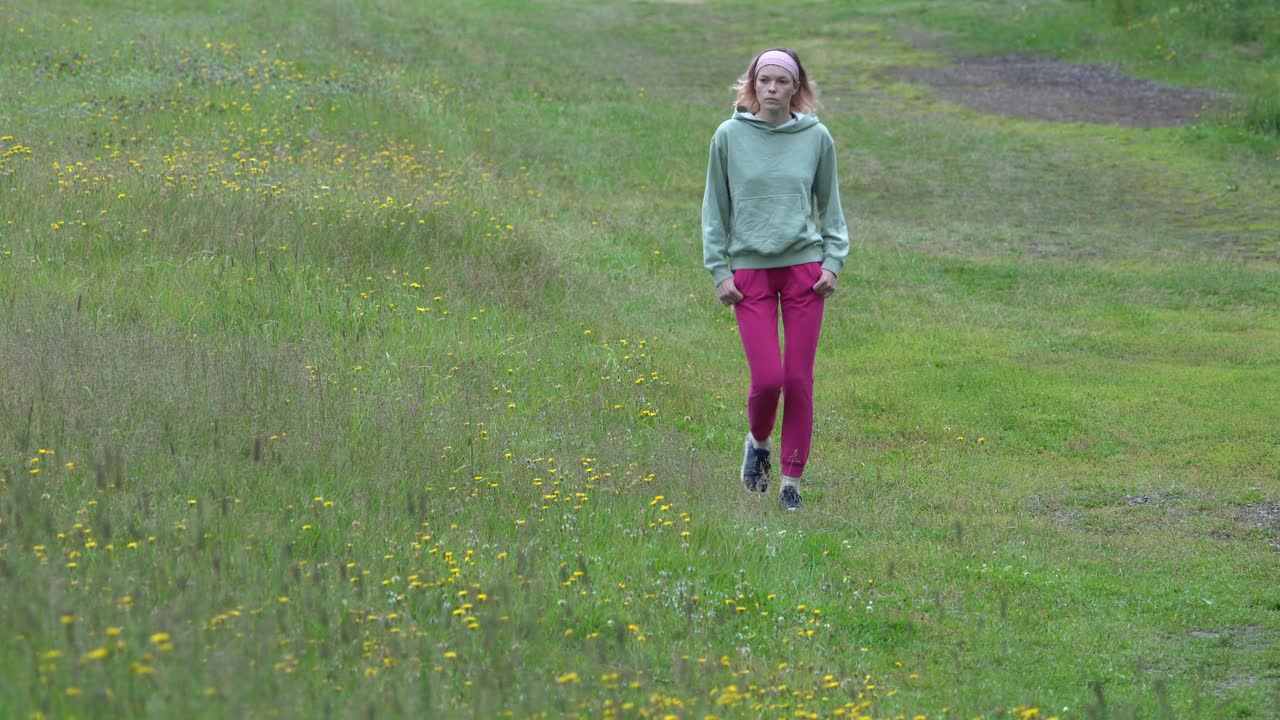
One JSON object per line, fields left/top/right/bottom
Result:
{"left": 733, "top": 262, "right": 826, "bottom": 478}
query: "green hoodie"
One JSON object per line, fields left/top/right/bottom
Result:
{"left": 701, "top": 110, "right": 849, "bottom": 287}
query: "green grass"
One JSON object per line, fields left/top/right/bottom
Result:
{"left": 2, "top": 0, "right": 1279, "bottom": 718}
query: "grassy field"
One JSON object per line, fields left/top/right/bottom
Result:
{"left": 1, "top": 0, "right": 1278, "bottom": 718}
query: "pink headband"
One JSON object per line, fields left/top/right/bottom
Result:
{"left": 755, "top": 50, "right": 800, "bottom": 82}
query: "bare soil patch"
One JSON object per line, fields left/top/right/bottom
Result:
{"left": 1234, "top": 500, "right": 1280, "bottom": 529}
{"left": 1234, "top": 500, "right": 1280, "bottom": 553}
{"left": 1027, "top": 493, "right": 1280, "bottom": 553}
{"left": 896, "top": 54, "right": 1223, "bottom": 127}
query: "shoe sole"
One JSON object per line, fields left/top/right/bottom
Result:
{"left": 779, "top": 488, "right": 801, "bottom": 510}
{"left": 742, "top": 472, "right": 768, "bottom": 493}
{"left": 741, "top": 438, "right": 769, "bottom": 493}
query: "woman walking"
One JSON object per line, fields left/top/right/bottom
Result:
{"left": 701, "top": 47, "right": 849, "bottom": 510}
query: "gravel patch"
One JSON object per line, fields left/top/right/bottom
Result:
{"left": 896, "top": 53, "right": 1224, "bottom": 127}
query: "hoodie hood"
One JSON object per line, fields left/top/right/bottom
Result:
{"left": 731, "top": 108, "right": 820, "bottom": 133}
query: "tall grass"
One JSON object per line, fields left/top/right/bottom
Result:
{"left": 1098, "top": 0, "right": 1279, "bottom": 45}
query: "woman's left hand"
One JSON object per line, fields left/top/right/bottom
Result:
{"left": 812, "top": 269, "right": 838, "bottom": 298}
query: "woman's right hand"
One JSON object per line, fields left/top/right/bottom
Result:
{"left": 717, "top": 277, "right": 744, "bottom": 306}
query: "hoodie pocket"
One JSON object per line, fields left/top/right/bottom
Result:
{"left": 731, "top": 194, "right": 807, "bottom": 255}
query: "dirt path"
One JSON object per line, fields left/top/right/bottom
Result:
{"left": 897, "top": 53, "right": 1223, "bottom": 127}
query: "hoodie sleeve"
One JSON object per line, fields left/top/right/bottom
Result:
{"left": 813, "top": 129, "right": 849, "bottom": 277}
{"left": 701, "top": 130, "right": 733, "bottom": 287}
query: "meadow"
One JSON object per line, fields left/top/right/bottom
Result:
{"left": 1, "top": 0, "right": 1278, "bottom": 718}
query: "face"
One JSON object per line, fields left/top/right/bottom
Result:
{"left": 754, "top": 64, "right": 797, "bottom": 110}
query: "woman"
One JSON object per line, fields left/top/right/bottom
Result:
{"left": 701, "top": 47, "right": 849, "bottom": 510}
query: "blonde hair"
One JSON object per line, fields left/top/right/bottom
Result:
{"left": 732, "top": 47, "right": 820, "bottom": 115}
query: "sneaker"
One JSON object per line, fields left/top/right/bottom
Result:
{"left": 740, "top": 435, "right": 771, "bottom": 493}
{"left": 779, "top": 485, "right": 802, "bottom": 511}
